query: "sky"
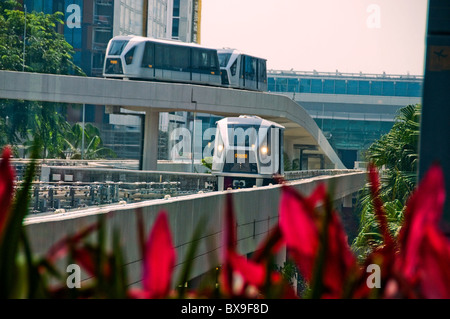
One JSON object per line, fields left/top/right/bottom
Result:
{"left": 200, "top": 0, "right": 428, "bottom": 75}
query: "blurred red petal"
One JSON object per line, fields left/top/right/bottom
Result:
{"left": 322, "top": 212, "right": 358, "bottom": 297}
{"left": 142, "top": 211, "right": 176, "bottom": 298}
{"left": 228, "top": 251, "right": 266, "bottom": 288}
{"left": 0, "top": 146, "right": 15, "bottom": 237}
{"left": 46, "top": 223, "right": 99, "bottom": 263}
{"left": 419, "top": 225, "right": 450, "bottom": 298}
{"left": 279, "top": 185, "right": 319, "bottom": 281}
{"left": 220, "top": 193, "right": 238, "bottom": 295}
{"left": 252, "top": 225, "right": 284, "bottom": 263}
{"left": 72, "top": 247, "right": 96, "bottom": 277}
{"left": 398, "top": 163, "right": 446, "bottom": 281}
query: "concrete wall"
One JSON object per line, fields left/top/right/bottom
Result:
{"left": 24, "top": 171, "right": 366, "bottom": 288}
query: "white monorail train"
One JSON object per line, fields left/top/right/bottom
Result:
{"left": 211, "top": 116, "right": 284, "bottom": 191}
{"left": 103, "top": 36, "right": 267, "bottom": 91}
{"left": 218, "top": 48, "right": 268, "bottom": 91}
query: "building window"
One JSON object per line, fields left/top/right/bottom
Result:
{"left": 300, "top": 79, "right": 311, "bottom": 93}
{"left": 382, "top": 81, "right": 395, "bottom": 96}
{"left": 347, "top": 80, "right": 358, "bottom": 94}
{"left": 371, "top": 81, "right": 382, "bottom": 95}
{"left": 358, "top": 81, "right": 370, "bottom": 95}
{"left": 335, "top": 80, "right": 346, "bottom": 94}
{"left": 395, "top": 82, "right": 408, "bottom": 96}
{"left": 323, "top": 80, "right": 335, "bottom": 94}
{"left": 311, "top": 79, "right": 323, "bottom": 93}
{"left": 172, "top": 17, "right": 179, "bottom": 38}
{"left": 407, "top": 82, "right": 422, "bottom": 97}
{"left": 173, "top": 0, "right": 180, "bottom": 17}
{"left": 275, "top": 78, "right": 287, "bottom": 92}
{"left": 287, "top": 78, "right": 299, "bottom": 92}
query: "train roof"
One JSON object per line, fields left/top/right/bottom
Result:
{"left": 217, "top": 116, "right": 284, "bottom": 129}
{"left": 217, "top": 48, "right": 267, "bottom": 62}
{"left": 109, "top": 35, "right": 217, "bottom": 50}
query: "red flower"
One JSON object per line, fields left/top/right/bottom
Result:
{"left": 0, "top": 146, "right": 15, "bottom": 242}
{"left": 278, "top": 184, "right": 322, "bottom": 282}
{"left": 391, "top": 163, "right": 450, "bottom": 298}
{"left": 219, "top": 193, "right": 294, "bottom": 298}
{"left": 419, "top": 225, "right": 450, "bottom": 298}
{"left": 132, "top": 211, "right": 176, "bottom": 299}
{"left": 397, "top": 163, "right": 446, "bottom": 283}
{"left": 279, "top": 182, "right": 358, "bottom": 298}
{"left": 368, "top": 163, "right": 395, "bottom": 250}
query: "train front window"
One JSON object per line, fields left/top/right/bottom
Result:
{"left": 108, "top": 40, "right": 129, "bottom": 55}
{"left": 218, "top": 53, "right": 231, "bottom": 67}
{"left": 125, "top": 47, "right": 135, "bottom": 65}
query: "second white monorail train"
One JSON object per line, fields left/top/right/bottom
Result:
{"left": 103, "top": 36, "right": 267, "bottom": 91}
{"left": 211, "top": 115, "right": 284, "bottom": 190}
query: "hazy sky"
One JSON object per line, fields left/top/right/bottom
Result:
{"left": 200, "top": 0, "right": 428, "bottom": 75}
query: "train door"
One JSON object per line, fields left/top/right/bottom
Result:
{"left": 239, "top": 55, "right": 258, "bottom": 90}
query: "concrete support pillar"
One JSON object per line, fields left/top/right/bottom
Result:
{"left": 343, "top": 194, "right": 353, "bottom": 208}
{"left": 142, "top": 110, "right": 159, "bottom": 171}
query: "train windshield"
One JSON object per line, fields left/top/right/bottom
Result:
{"left": 218, "top": 53, "right": 232, "bottom": 67}
{"left": 226, "top": 124, "right": 269, "bottom": 146}
{"left": 108, "top": 40, "right": 129, "bottom": 55}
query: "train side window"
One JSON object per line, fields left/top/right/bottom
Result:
{"left": 155, "top": 44, "right": 171, "bottom": 69}
{"left": 141, "top": 42, "right": 154, "bottom": 67}
{"left": 191, "top": 48, "right": 219, "bottom": 74}
{"left": 209, "top": 50, "right": 219, "bottom": 71}
{"left": 230, "top": 59, "right": 237, "bottom": 76}
{"left": 258, "top": 59, "right": 267, "bottom": 82}
{"left": 191, "top": 48, "right": 208, "bottom": 72}
{"left": 172, "top": 45, "right": 190, "bottom": 70}
{"left": 244, "top": 56, "right": 256, "bottom": 80}
{"left": 125, "top": 47, "right": 135, "bottom": 65}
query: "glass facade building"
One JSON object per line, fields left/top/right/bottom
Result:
{"left": 268, "top": 70, "right": 423, "bottom": 168}
{"left": 268, "top": 72, "right": 423, "bottom": 97}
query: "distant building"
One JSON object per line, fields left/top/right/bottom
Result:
{"left": 267, "top": 70, "right": 423, "bottom": 168}
{"left": 19, "top": 0, "right": 201, "bottom": 161}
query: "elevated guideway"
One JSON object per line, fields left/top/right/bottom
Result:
{"left": 0, "top": 70, "right": 344, "bottom": 170}
{"left": 24, "top": 170, "right": 366, "bottom": 288}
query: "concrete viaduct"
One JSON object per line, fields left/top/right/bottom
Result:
{"left": 0, "top": 70, "right": 345, "bottom": 170}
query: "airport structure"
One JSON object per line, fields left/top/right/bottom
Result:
{"left": 267, "top": 70, "right": 423, "bottom": 168}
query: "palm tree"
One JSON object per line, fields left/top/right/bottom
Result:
{"left": 64, "top": 123, "right": 116, "bottom": 159}
{"left": 352, "top": 104, "right": 421, "bottom": 259}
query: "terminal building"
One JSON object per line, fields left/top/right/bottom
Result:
{"left": 267, "top": 70, "right": 423, "bottom": 168}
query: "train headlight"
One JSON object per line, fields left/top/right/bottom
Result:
{"left": 218, "top": 144, "right": 224, "bottom": 153}
{"left": 260, "top": 145, "right": 269, "bottom": 155}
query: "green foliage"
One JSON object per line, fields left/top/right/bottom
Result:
{"left": 283, "top": 152, "right": 292, "bottom": 171}
{"left": 352, "top": 104, "right": 421, "bottom": 259}
{"left": 64, "top": 123, "right": 117, "bottom": 159}
{"left": 0, "top": 2, "right": 87, "bottom": 156}
{"left": 0, "top": 2, "right": 84, "bottom": 75}
{"left": 201, "top": 157, "right": 212, "bottom": 172}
